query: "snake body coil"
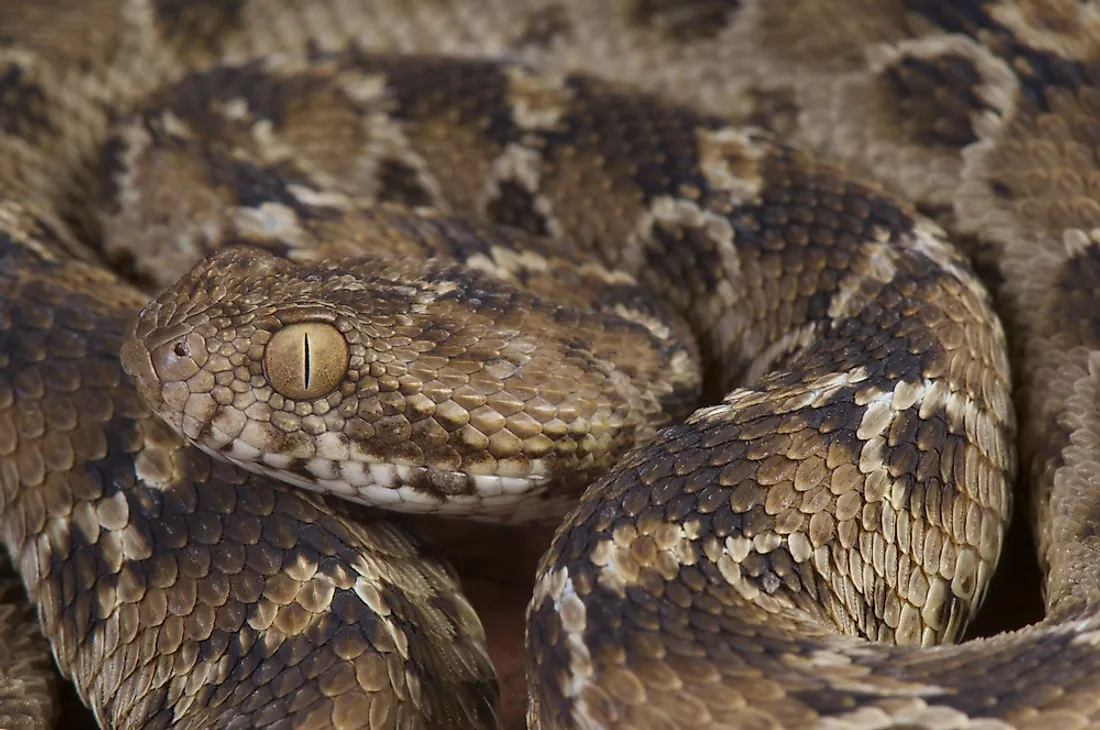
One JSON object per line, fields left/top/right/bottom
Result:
{"left": 0, "top": 2, "right": 1097, "bottom": 729}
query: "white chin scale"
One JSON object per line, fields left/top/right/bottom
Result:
{"left": 204, "top": 431, "right": 566, "bottom": 523}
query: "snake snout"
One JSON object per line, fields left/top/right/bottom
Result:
{"left": 147, "top": 330, "right": 210, "bottom": 383}
{"left": 122, "top": 296, "right": 213, "bottom": 423}
{"left": 120, "top": 334, "right": 163, "bottom": 409}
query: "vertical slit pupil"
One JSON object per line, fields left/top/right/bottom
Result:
{"left": 303, "top": 332, "right": 311, "bottom": 388}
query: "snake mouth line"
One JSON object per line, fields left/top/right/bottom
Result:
{"left": 196, "top": 423, "right": 567, "bottom": 521}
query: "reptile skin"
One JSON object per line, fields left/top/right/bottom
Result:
{"left": 0, "top": 1, "right": 1098, "bottom": 729}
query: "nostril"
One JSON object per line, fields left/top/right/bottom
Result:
{"left": 151, "top": 337, "right": 201, "bottom": 382}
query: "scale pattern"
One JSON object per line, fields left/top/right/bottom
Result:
{"left": 0, "top": 2, "right": 1096, "bottom": 729}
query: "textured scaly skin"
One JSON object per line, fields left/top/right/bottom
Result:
{"left": 0, "top": 1, "right": 1099, "bottom": 729}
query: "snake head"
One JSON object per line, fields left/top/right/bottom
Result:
{"left": 120, "top": 245, "right": 663, "bottom": 521}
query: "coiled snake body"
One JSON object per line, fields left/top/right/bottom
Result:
{"left": 0, "top": 1, "right": 1097, "bottom": 728}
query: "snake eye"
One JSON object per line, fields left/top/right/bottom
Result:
{"left": 263, "top": 322, "right": 349, "bottom": 400}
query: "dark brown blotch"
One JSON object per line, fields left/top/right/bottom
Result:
{"left": 882, "top": 52, "right": 993, "bottom": 148}
{"left": 629, "top": 0, "right": 743, "bottom": 41}
{"left": 156, "top": 62, "right": 322, "bottom": 133}
{"left": 0, "top": 62, "right": 52, "bottom": 141}
{"left": 203, "top": 149, "right": 344, "bottom": 219}
{"left": 1048, "top": 238, "right": 1100, "bottom": 350}
{"left": 153, "top": 0, "right": 247, "bottom": 58}
{"left": 901, "top": 0, "right": 999, "bottom": 38}
{"left": 345, "top": 51, "right": 520, "bottom": 149}
{"left": 485, "top": 180, "right": 552, "bottom": 237}
{"left": 376, "top": 159, "right": 437, "bottom": 208}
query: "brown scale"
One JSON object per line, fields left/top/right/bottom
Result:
{"left": 627, "top": 0, "right": 744, "bottom": 41}
{"left": 0, "top": 2, "right": 1099, "bottom": 730}
{"left": 953, "top": 15, "right": 1100, "bottom": 630}
{"left": 883, "top": 51, "right": 999, "bottom": 148}
{"left": 102, "top": 58, "right": 702, "bottom": 510}
{"left": 114, "top": 52, "right": 1018, "bottom": 730}
{"left": 123, "top": 244, "right": 699, "bottom": 507}
{"left": 0, "top": 232, "right": 502, "bottom": 729}
{"left": 0, "top": 555, "right": 56, "bottom": 730}
{"left": 514, "top": 6, "right": 573, "bottom": 50}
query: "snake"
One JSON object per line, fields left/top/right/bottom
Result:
{"left": 0, "top": 0, "right": 1098, "bottom": 728}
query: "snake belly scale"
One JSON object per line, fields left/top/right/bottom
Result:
{"left": 0, "top": 1, "right": 1099, "bottom": 729}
